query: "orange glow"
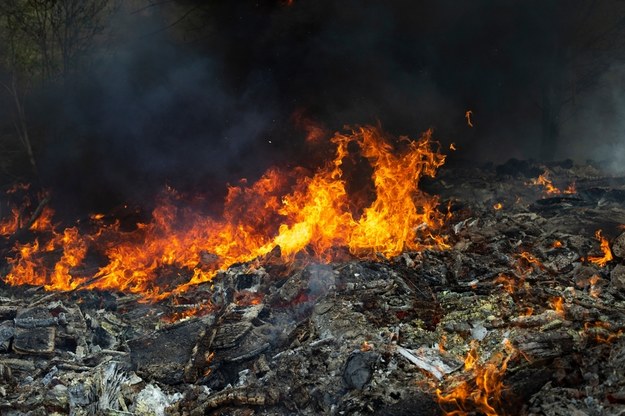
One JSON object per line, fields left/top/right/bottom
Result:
{"left": 0, "top": 207, "right": 20, "bottom": 236}
{"left": 527, "top": 170, "right": 576, "bottom": 196}
{"left": 584, "top": 322, "right": 624, "bottom": 344}
{"left": 29, "top": 206, "right": 55, "bottom": 232}
{"left": 360, "top": 341, "right": 374, "bottom": 352}
{"left": 3, "top": 126, "right": 448, "bottom": 300}
{"left": 493, "top": 202, "right": 503, "bottom": 210}
{"left": 163, "top": 302, "right": 214, "bottom": 323}
{"left": 449, "top": 143, "right": 457, "bottom": 151}
{"left": 436, "top": 341, "right": 514, "bottom": 416}
{"left": 563, "top": 181, "right": 576, "bottom": 194}
{"left": 588, "top": 229, "right": 613, "bottom": 267}
{"left": 517, "top": 251, "right": 543, "bottom": 272}
{"left": 494, "top": 274, "right": 516, "bottom": 294}
{"left": 5, "top": 226, "right": 87, "bottom": 291}
{"left": 552, "top": 240, "right": 563, "bottom": 248}
{"left": 438, "top": 335, "right": 447, "bottom": 352}
{"left": 465, "top": 110, "right": 473, "bottom": 127}
{"left": 549, "top": 297, "right": 565, "bottom": 316}
{"left": 527, "top": 171, "right": 559, "bottom": 195}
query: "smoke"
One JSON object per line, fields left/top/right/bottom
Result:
{"left": 31, "top": 3, "right": 283, "bottom": 216}
{"left": 19, "top": 0, "right": 625, "bottom": 216}
{"left": 559, "top": 64, "right": 625, "bottom": 174}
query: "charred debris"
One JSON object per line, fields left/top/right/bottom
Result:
{"left": 1, "top": 159, "right": 625, "bottom": 415}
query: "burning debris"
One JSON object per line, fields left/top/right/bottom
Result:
{"left": 1, "top": 130, "right": 625, "bottom": 415}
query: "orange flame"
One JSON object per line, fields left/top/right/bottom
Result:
{"left": 588, "top": 229, "right": 613, "bottom": 267}
{"left": 527, "top": 170, "right": 576, "bottom": 196}
{"left": 549, "top": 297, "right": 565, "bottom": 316}
{"left": 584, "top": 321, "right": 624, "bottom": 344}
{"left": 465, "top": 110, "right": 473, "bottom": 127}
{"left": 0, "top": 207, "right": 20, "bottom": 236}
{"left": 436, "top": 340, "right": 514, "bottom": 416}
{"left": 493, "top": 202, "right": 503, "bottom": 210}
{"left": 3, "top": 126, "right": 448, "bottom": 300}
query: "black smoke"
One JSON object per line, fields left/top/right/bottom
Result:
{"left": 10, "top": 0, "right": 625, "bottom": 214}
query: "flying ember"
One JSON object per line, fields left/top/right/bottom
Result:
{"left": 1, "top": 125, "right": 448, "bottom": 299}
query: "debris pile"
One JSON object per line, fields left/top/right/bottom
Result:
{"left": 1, "top": 160, "right": 625, "bottom": 415}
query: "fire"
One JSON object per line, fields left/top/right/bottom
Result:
{"left": 527, "top": 170, "right": 576, "bottom": 196}
{"left": 465, "top": 110, "right": 473, "bottom": 127}
{"left": 5, "top": 226, "right": 87, "bottom": 291}
{"left": 494, "top": 274, "right": 515, "bottom": 294}
{"left": 517, "top": 251, "right": 544, "bottom": 272}
{"left": 549, "top": 297, "right": 565, "bottom": 316}
{"left": 436, "top": 340, "right": 515, "bottom": 416}
{"left": 0, "top": 207, "right": 20, "bottom": 236}
{"left": 493, "top": 202, "right": 503, "bottom": 210}
{"left": 587, "top": 229, "right": 613, "bottom": 267}
{"left": 3, "top": 126, "right": 448, "bottom": 300}
{"left": 584, "top": 321, "right": 624, "bottom": 344}
{"left": 552, "top": 240, "right": 563, "bottom": 248}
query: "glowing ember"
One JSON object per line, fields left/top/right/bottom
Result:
{"left": 552, "top": 240, "right": 563, "bottom": 248}
{"left": 3, "top": 125, "right": 448, "bottom": 300}
{"left": 588, "top": 229, "right": 613, "bottom": 267}
{"left": 583, "top": 321, "right": 624, "bottom": 344}
{"left": 494, "top": 274, "right": 516, "bottom": 294}
{"left": 493, "top": 202, "right": 503, "bottom": 210}
{"left": 436, "top": 340, "right": 515, "bottom": 416}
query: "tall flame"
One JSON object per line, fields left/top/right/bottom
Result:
{"left": 437, "top": 340, "right": 514, "bottom": 416}
{"left": 588, "top": 229, "right": 613, "bottom": 267}
{"left": 3, "top": 126, "right": 448, "bottom": 299}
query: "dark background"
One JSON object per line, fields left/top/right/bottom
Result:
{"left": 2, "top": 0, "right": 625, "bottom": 215}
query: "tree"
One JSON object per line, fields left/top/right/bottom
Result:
{"left": 0, "top": 0, "right": 118, "bottom": 175}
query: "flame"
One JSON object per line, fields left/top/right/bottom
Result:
{"left": 465, "top": 110, "right": 473, "bottom": 127}
{"left": 292, "top": 110, "right": 327, "bottom": 143}
{"left": 0, "top": 207, "right": 20, "bottom": 236}
{"left": 588, "top": 229, "right": 613, "bottom": 267}
{"left": 563, "top": 181, "right": 576, "bottom": 194}
{"left": 438, "top": 335, "right": 447, "bottom": 352}
{"left": 494, "top": 274, "right": 515, "bottom": 294}
{"left": 517, "top": 251, "right": 543, "bottom": 272}
{"left": 30, "top": 206, "right": 55, "bottom": 232}
{"left": 436, "top": 340, "right": 514, "bottom": 416}
{"left": 527, "top": 170, "right": 576, "bottom": 196}
{"left": 552, "top": 240, "right": 563, "bottom": 248}
{"left": 493, "top": 202, "right": 503, "bottom": 210}
{"left": 5, "top": 226, "right": 87, "bottom": 291}
{"left": 549, "top": 297, "right": 565, "bottom": 316}
{"left": 3, "top": 126, "right": 448, "bottom": 300}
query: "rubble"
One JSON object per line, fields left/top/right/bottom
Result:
{"left": 1, "top": 160, "right": 625, "bottom": 415}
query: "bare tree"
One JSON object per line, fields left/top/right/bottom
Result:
{"left": 0, "top": 0, "right": 117, "bottom": 174}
